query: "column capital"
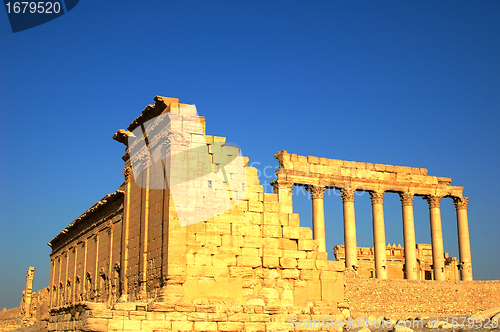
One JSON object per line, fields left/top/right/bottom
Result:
{"left": 369, "top": 191, "right": 384, "bottom": 205}
{"left": 123, "top": 166, "right": 132, "bottom": 181}
{"left": 399, "top": 192, "right": 414, "bottom": 207}
{"left": 425, "top": 195, "right": 441, "bottom": 209}
{"left": 453, "top": 196, "right": 469, "bottom": 210}
{"left": 271, "top": 180, "right": 294, "bottom": 196}
{"left": 308, "top": 185, "right": 325, "bottom": 199}
{"left": 341, "top": 188, "right": 355, "bottom": 203}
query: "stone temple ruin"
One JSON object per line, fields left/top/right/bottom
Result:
{"left": 42, "top": 96, "right": 499, "bottom": 332}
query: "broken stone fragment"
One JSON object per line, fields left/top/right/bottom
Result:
{"left": 112, "top": 129, "right": 135, "bottom": 145}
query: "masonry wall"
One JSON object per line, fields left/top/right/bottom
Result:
{"left": 48, "top": 301, "right": 345, "bottom": 332}
{"left": 345, "top": 274, "right": 500, "bottom": 318}
{"left": 48, "top": 192, "right": 124, "bottom": 307}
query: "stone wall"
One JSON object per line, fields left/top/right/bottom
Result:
{"left": 0, "top": 308, "right": 21, "bottom": 332}
{"left": 48, "top": 191, "right": 124, "bottom": 307}
{"left": 345, "top": 274, "right": 500, "bottom": 318}
{"left": 48, "top": 301, "right": 346, "bottom": 332}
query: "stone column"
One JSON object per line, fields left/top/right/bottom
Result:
{"left": 21, "top": 267, "right": 35, "bottom": 318}
{"left": 82, "top": 239, "right": 88, "bottom": 301}
{"left": 271, "top": 180, "right": 294, "bottom": 214}
{"left": 341, "top": 188, "right": 358, "bottom": 270}
{"left": 453, "top": 197, "right": 473, "bottom": 281}
{"left": 121, "top": 166, "right": 132, "bottom": 301}
{"left": 400, "top": 193, "right": 418, "bottom": 280}
{"left": 425, "top": 195, "right": 445, "bottom": 281}
{"left": 140, "top": 167, "right": 150, "bottom": 299}
{"left": 308, "top": 186, "right": 326, "bottom": 252}
{"left": 49, "top": 260, "right": 55, "bottom": 308}
{"left": 370, "top": 191, "right": 387, "bottom": 279}
{"left": 72, "top": 246, "right": 77, "bottom": 303}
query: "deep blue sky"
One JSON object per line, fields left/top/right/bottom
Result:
{"left": 1, "top": 1, "right": 499, "bottom": 310}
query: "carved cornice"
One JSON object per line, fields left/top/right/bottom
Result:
{"left": 399, "top": 193, "right": 414, "bottom": 207}
{"left": 126, "top": 96, "right": 178, "bottom": 133}
{"left": 425, "top": 195, "right": 441, "bottom": 209}
{"left": 453, "top": 196, "right": 469, "bottom": 210}
{"left": 341, "top": 188, "right": 355, "bottom": 203}
{"left": 369, "top": 191, "right": 384, "bottom": 205}
{"left": 308, "top": 186, "right": 325, "bottom": 199}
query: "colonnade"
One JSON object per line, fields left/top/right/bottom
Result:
{"left": 303, "top": 185, "right": 472, "bottom": 281}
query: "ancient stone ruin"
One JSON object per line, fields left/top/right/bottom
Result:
{"left": 333, "top": 243, "right": 459, "bottom": 281}
{"left": 42, "top": 96, "right": 499, "bottom": 332}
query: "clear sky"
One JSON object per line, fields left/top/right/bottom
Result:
{"left": 1, "top": 1, "right": 499, "bottom": 310}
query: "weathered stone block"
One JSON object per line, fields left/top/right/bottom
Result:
{"left": 300, "top": 270, "right": 321, "bottom": 280}
{"left": 298, "top": 239, "right": 316, "bottom": 251}
{"left": 280, "top": 257, "right": 297, "bottom": 269}
{"left": 282, "top": 269, "right": 300, "bottom": 279}
{"left": 299, "top": 227, "right": 313, "bottom": 240}
{"left": 193, "top": 321, "right": 217, "bottom": 331}
{"left": 218, "top": 321, "right": 245, "bottom": 331}
{"left": 279, "top": 238, "right": 297, "bottom": 250}
{"left": 129, "top": 310, "right": 147, "bottom": 319}
{"left": 141, "top": 320, "right": 172, "bottom": 331}
{"left": 263, "top": 201, "right": 280, "bottom": 212}
{"left": 237, "top": 256, "right": 261, "bottom": 267}
{"left": 90, "top": 310, "right": 113, "bottom": 319}
{"left": 288, "top": 213, "right": 301, "bottom": 227}
{"left": 248, "top": 201, "right": 264, "bottom": 213}
{"left": 241, "top": 247, "right": 260, "bottom": 257}
{"left": 194, "top": 253, "right": 212, "bottom": 266}
{"left": 113, "top": 303, "right": 138, "bottom": 311}
{"left": 171, "top": 321, "right": 193, "bottom": 331}
{"left": 297, "top": 258, "right": 315, "bottom": 270}
{"left": 281, "top": 249, "right": 306, "bottom": 259}
{"left": 262, "top": 225, "right": 281, "bottom": 238}
{"left": 263, "top": 193, "right": 278, "bottom": 202}
{"left": 245, "top": 211, "right": 262, "bottom": 225}
{"left": 205, "top": 265, "right": 229, "bottom": 277}
{"left": 221, "top": 234, "right": 243, "bottom": 248}
{"left": 145, "top": 311, "right": 166, "bottom": 321}
{"left": 244, "top": 236, "right": 263, "bottom": 248}
{"left": 232, "top": 224, "right": 261, "bottom": 237}
{"left": 213, "top": 253, "right": 236, "bottom": 266}
{"left": 263, "top": 255, "right": 279, "bottom": 268}
{"left": 263, "top": 212, "right": 279, "bottom": 225}
{"left": 307, "top": 156, "right": 320, "bottom": 164}
{"left": 282, "top": 226, "right": 300, "bottom": 239}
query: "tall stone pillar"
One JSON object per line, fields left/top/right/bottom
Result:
{"left": 341, "top": 188, "right": 358, "bottom": 270}
{"left": 21, "top": 267, "right": 35, "bottom": 318}
{"left": 399, "top": 193, "right": 418, "bottom": 280}
{"left": 120, "top": 165, "right": 132, "bottom": 301}
{"left": 425, "top": 195, "right": 445, "bottom": 281}
{"left": 370, "top": 191, "right": 387, "bottom": 279}
{"left": 308, "top": 186, "right": 326, "bottom": 252}
{"left": 453, "top": 196, "right": 473, "bottom": 281}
